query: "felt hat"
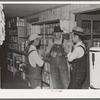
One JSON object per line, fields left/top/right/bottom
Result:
{"left": 29, "top": 34, "right": 41, "bottom": 41}
{"left": 72, "top": 27, "right": 84, "bottom": 36}
{"left": 53, "top": 26, "right": 63, "bottom": 33}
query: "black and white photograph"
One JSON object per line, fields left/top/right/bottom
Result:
{"left": 1, "top": 2, "right": 100, "bottom": 98}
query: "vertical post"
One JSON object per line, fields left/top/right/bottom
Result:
{"left": 43, "top": 24, "right": 45, "bottom": 52}
{"left": 91, "top": 19, "right": 93, "bottom": 47}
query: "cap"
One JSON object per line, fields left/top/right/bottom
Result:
{"left": 72, "top": 27, "right": 84, "bottom": 36}
{"left": 29, "top": 34, "right": 41, "bottom": 41}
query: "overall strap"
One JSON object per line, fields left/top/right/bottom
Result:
{"left": 28, "top": 50, "right": 36, "bottom": 56}
{"left": 27, "top": 50, "right": 36, "bottom": 68}
{"left": 78, "top": 45, "right": 86, "bottom": 53}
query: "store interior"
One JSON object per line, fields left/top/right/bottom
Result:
{"left": 1, "top": 4, "right": 100, "bottom": 89}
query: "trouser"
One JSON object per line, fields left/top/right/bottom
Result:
{"left": 50, "top": 67, "right": 69, "bottom": 89}
{"left": 50, "top": 57, "right": 69, "bottom": 89}
{"left": 28, "top": 65, "right": 42, "bottom": 89}
{"left": 68, "top": 70, "right": 86, "bottom": 89}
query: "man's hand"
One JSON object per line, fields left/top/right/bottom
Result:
{"left": 68, "top": 41, "right": 74, "bottom": 52}
{"left": 51, "top": 51, "right": 57, "bottom": 58}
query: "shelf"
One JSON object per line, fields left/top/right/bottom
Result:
{"left": 39, "top": 33, "right": 69, "bottom": 40}
{"left": 6, "top": 26, "right": 25, "bottom": 29}
{"left": 19, "top": 36, "right": 29, "bottom": 39}
{"left": 8, "top": 34, "right": 18, "bottom": 36}
{"left": 84, "top": 33, "right": 100, "bottom": 36}
{"left": 39, "top": 34, "right": 53, "bottom": 36}
{"left": 19, "top": 35, "right": 52, "bottom": 39}
{"left": 32, "top": 19, "right": 59, "bottom": 25}
{"left": 84, "top": 33, "right": 100, "bottom": 40}
{"left": 8, "top": 48, "right": 27, "bottom": 56}
{"left": 39, "top": 34, "right": 54, "bottom": 38}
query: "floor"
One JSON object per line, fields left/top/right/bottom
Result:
{"left": 1, "top": 70, "right": 89, "bottom": 89}
{"left": 1, "top": 71, "right": 31, "bottom": 89}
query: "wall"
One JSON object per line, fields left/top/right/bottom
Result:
{"left": 26, "top": 4, "right": 96, "bottom": 36}
{"left": 25, "top": 4, "right": 100, "bottom": 38}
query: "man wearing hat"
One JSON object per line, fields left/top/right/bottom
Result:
{"left": 67, "top": 26, "right": 87, "bottom": 89}
{"left": 46, "top": 26, "right": 69, "bottom": 89}
{"left": 27, "top": 34, "right": 44, "bottom": 89}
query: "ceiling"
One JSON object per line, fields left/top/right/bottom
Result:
{"left": 3, "top": 4, "right": 63, "bottom": 20}
{"left": 3, "top": 4, "right": 100, "bottom": 21}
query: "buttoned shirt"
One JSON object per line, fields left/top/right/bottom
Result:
{"left": 67, "top": 41, "right": 85, "bottom": 62}
{"left": 28, "top": 45, "right": 44, "bottom": 68}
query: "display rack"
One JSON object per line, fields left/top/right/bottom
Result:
{"left": 6, "top": 17, "right": 29, "bottom": 82}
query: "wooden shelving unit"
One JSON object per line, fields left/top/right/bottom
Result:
{"left": 6, "top": 17, "right": 28, "bottom": 81}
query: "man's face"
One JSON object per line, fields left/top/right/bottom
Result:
{"left": 34, "top": 38, "right": 40, "bottom": 46}
{"left": 72, "top": 33, "right": 77, "bottom": 43}
{"left": 54, "top": 32, "right": 61, "bottom": 39}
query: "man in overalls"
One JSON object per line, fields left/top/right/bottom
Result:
{"left": 47, "top": 26, "right": 69, "bottom": 89}
{"left": 67, "top": 27, "right": 87, "bottom": 89}
{"left": 28, "top": 34, "right": 44, "bottom": 89}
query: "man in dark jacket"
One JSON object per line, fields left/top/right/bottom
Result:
{"left": 67, "top": 26, "right": 87, "bottom": 89}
